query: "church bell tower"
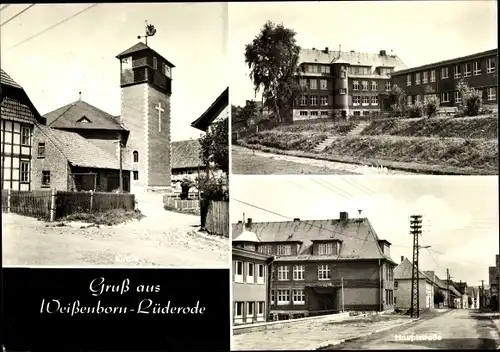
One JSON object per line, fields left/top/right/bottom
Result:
{"left": 116, "top": 38, "right": 175, "bottom": 193}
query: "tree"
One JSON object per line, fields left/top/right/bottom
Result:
{"left": 387, "top": 84, "right": 407, "bottom": 117}
{"left": 457, "top": 79, "right": 482, "bottom": 116}
{"left": 199, "top": 117, "right": 229, "bottom": 174}
{"left": 244, "top": 21, "right": 302, "bottom": 123}
{"left": 196, "top": 169, "right": 228, "bottom": 201}
{"left": 423, "top": 85, "right": 440, "bottom": 118}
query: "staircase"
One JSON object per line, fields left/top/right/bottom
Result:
{"left": 347, "top": 121, "right": 369, "bottom": 136}
{"left": 313, "top": 136, "right": 337, "bottom": 152}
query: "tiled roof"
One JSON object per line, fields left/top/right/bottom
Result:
{"left": 36, "top": 125, "right": 130, "bottom": 170}
{"left": 394, "top": 258, "right": 432, "bottom": 282}
{"left": 423, "top": 270, "right": 447, "bottom": 289}
{"left": 231, "top": 217, "right": 395, "bottom": 263}
{"left": 191, "top": 87, "right": 229, "bottom": 132}
{"left": 44, "top": 100, "right": 126, "bottom": 131}
{"left": 1, "top": 69, "right": 22, "bottom": 89}
{"left": 299, "top": 49, "right": 407, "bottom": 71}
{"left": 116, "top": 42, "right": 175, "bottom": 68}
{"left": 1, "top": 69, "right": 45, "bottom": 124}
{"left": 171, "top": 139, "right": 202, "bottom": 169}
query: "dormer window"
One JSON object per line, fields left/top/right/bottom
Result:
{"left": 313, "top": 240, "right": 341, "bottom": 256}
{"left": 318, "top": 243, "right": 334, "bottom": 255}
{"left": 258, "top": 244, "right": 272, "bottom": 255}
{"left": 277, "top": 244, "right": 291, "bottom": 256}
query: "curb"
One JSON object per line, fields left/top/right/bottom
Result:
{"left": 314, "top": 318, "right": 421, "bottom": 350}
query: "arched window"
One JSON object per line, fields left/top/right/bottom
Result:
{"left": 133, "top": 150, "right": 139, "bottom": 163}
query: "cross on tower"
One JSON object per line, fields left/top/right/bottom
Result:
{"left": 155, "top": 102, "right": 164, "bottom": 132}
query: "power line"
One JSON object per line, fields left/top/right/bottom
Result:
{"left": 0, "top": 4, "right": 12, "bottom": 13}
{"left": 6, "top": 4, "right": 99, "bottom": 51}
{"left": 0, "top": 4, "right": 35, "bottom": 27}
{"left": 232, "top": 198, "right": 409, "bottom": 248}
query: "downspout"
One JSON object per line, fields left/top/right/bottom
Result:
{"left": 379, "top": 259, "right": 382, "bottom": 312}
{"left": 266, "top": 256, "right": 275, "bottom": 322}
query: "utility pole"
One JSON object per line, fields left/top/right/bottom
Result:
{"left": 113, "top": 136, "right": 123, "bottom": 193}
{"left": 341, "top": 277, "right": 344, "bottom": 312}
{"left": 481, "top": 280, "right": 485, "bottom": 309}
{"left": 447, "top": 269, "right": 452, "bottom": 308}
{"left": 410, "top": 214, "right": 423, "bottom": 318}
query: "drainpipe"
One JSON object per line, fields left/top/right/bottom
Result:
{"left": 266, "top": 256, "right": 275, "bottom": 322}
{"left": 379, "top": 259, "right": 383, "bottom": 312}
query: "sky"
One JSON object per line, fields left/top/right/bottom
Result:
{"left": 231, "top": 176, "right": 499, "bottom": 286}
{"left": 0, "top": 3, "right": 228, "bottom": 141}
{"left": 229, "top": 1, "right": 498, "bottom": 107}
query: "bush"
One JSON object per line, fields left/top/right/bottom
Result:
{"left": 406, "top": 102, "right": 424, "bottom": 118}
{"left": 457, "top": 80, "right": 482, "bottom": 116}
{"left": 425, "top": 95, "right": 440, "bottom": 117}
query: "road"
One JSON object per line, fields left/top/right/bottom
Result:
{"left": 2, "top": 192, "right": 229, "bottom": 268}
{"left": 232, "top": 145, "right": 417, "bottom": 175}
{"left": 329, "top": 310, "right": 500, "bottom": 350}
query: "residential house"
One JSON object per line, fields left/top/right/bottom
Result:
{"left": 33, "top": 125, "right": 131, "bottom": 192}
{"left": 170, "top": 139, "right": 202, "bottom": 182}
{"left": 394, "top": 257, "right": 435, "bottom": 311}
{"left": 1, "top": 69, "right": 46, "bottom": 191}
{"left": 446, "top": 280, "right": 463, "bottom": 308}
{"left": 232, "top": 226, "right": 273, "bottom": 325}
{"left": 423, "top": 270, "right": 449, "bottom": 308}
{"left": 232, "top": 211, "right": 397, "bottom": 320}
{"left": 466, "top": 286, "right": 480, "bottom": 309}
{"left": 391, "top": 49, "right": 497, "bottom": 111}
{"left": 489, "top": 254, "right": 499, "bottom": 309}
{"left": 294, "top": 48, "right": 406, "bottom": 121}
{"left": 455, "top": 281, "right": 469, "bottom": 309}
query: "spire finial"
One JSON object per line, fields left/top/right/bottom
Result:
{"left": 137, "top": 20, "right": 157, "bottom": 46}
{"left": 79, "top": 91, "right": 81, "bottom": 101}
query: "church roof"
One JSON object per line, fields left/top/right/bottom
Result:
{"left": 116, "top": 42, "right": 175, "bottom": 68}
{"left": 36, "top": 125, "right": 130, "bottom": 171}
{"left": 232, "top": 216, "right": 395, "bottom": 264}
{"left": 191, "top": 87, "right": 228, "bottom": 132}
{"left": 44, "top": 100, "right": 126, "bottom": 131}
{"left": 299, "top": 49, "right": 407, "bottom": 70}
{"left": 171, "top": 139, "right": 202, "bottom": 170}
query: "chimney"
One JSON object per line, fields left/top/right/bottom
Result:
{"left": 324, "top": 47, "right": 329, "bottom": 53}
{"left": 237, "top": 220, "right": 242, "bottom": 224}
{"left": 401, "top": 256, "right": 404, "bottom": 263}
{"left": 350, "top": 50, "right": 355, "bottom": 53}
{"left": 293, "top": 218, "right": 300, "bottom": 222}
{"left": 79, "top": 91, "right": 82, "bottom": 101}
{"left": 339, "top": 211, "right": 348, "bottom": 222}
{"left": 247, "top": 218, "right": 252, "bottom": 227}
{"left": 379, "top": 50, "right": 387, "bottom": 56}
{"left": 312, "top": 47, "right": 316, "bottom": 50}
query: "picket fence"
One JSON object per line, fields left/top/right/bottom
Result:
{"left": 204, "top": 201, "right": 229, "bottom": 237}
{"left": 1, "top": 189, "right": 135, "bottom": 221}
{"left": 163, "top": 196, "right": 200, "bottom": 211}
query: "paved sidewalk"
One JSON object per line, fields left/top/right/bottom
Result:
{"left": 232, "top": 315, "right": 412, "bottom": 351}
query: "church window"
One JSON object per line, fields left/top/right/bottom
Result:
{"left": 133, "top": 151, "right": 139, "bottom": 163}
{"left": 153, "top": 57, "right": 158, "bottom": 70}
{"left": 133, "top": 171, "right": 139, "bottom": 181}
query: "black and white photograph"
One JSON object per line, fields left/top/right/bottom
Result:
{"left": 1, "top": 3, "right": 229, "bottom": 267}
{"left": 230, "top": 1, "right": 497, "bottom": 176}
{"left": 231, "top": 176, "right": 499, "bottom": 350}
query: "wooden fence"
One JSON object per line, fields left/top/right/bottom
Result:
{"left": 2, "top": 189, "right": 135, "bottom": 221}
{"left": 204, "top": 201, "right": 229, "bottom": 237}
{"left": 163, "top": 196, "right": 200, "bottom": 211}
